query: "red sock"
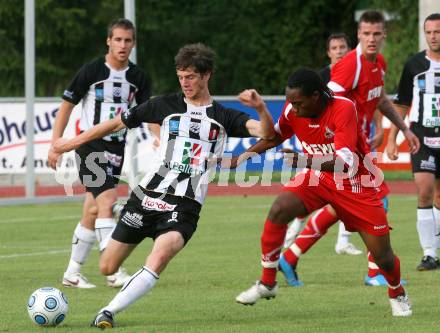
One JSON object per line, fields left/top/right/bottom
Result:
{"left": 379, "top": 255, "right": 405, "bottom": 298}
{"left": 367, "top": 252, "right": 380, "bottom": 277}
{"left": 260, "top": 219, "right": 287, "bottom": 286}
{"left": 283, "top": 206, "right": 338, "bottom": 266}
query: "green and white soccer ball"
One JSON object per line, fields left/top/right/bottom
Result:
{"left": 27, "top": 287, "right": 68, "bottom": 326}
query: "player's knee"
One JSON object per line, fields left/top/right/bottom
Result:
{"left": 373, "top": 251, "right": 394, "bottom": 271}
{"left": 268, "top": 200, "right": 292, "bottom": 223}
{"left": 99, "top": 260, "right": 118, "bottom": 276}
{"left": 418, "top": 187, "right": 434, "bottom": 206}
{"left": 88, "top": 205, "right": 98, "bottom": 217}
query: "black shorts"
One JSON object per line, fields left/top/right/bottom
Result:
{"left": 410, "top": 124, "right": 440, "bottom": 178}
{"left": 75, "top": 139, "right": 125, "bottom": 197}
{"left": 112, "top": 187, "right": 201, "bottom": 245}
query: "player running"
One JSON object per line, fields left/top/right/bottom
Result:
{"left": 235, "top": 68, "right": 413, "bottom": 317}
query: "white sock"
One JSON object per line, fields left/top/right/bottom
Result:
{"left": 336, "top": 222, "right": 351, "bottom": 247}
{"left": 95, "top": 218, "right": 117, "bottom": 251}
{"left": 283, "top": 217, "right": 306, "bottom": 248}
{"left": 65, "top": 223, "right": 96, "bottom": 276}
{"left": 433, "top": 206, "right": 440, "bottom": 249}
{"left": 417, "top": 207, "right": 437, "bottom": 258}
{"left": 103, "top": 266, "right": 159, "bottom": 315}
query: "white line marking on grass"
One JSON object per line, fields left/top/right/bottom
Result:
{"left": 0, "top": 249, "right": 71, "bottom": 259}
{"left": 0, "top": 215, "right": 80, "bottom": 224}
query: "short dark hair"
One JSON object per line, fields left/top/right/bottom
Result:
{"left": 174, "top": 43, "right": 216, "bottom": 75}
{"left": 287, "top": 68, "right": 333, "bottom": 103}
{"left": 326, "top": 33, "right": 350, "bottom": 51}
{"left": 424, "top": 13, "right": 440, "bottom": 28}
{"left": 107, "top": 18, "right": 136, "bottom": 40}
{"left": 358, "top": 10, "right": 385, "bottom": 28}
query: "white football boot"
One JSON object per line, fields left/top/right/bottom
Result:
{"left": 335, "top": 242, "right": 363, "bottom": 255}
{"left": 389, "top": 294, "right": 412, "bottom": 317}
{"left": 107, "top": 267, "right": 131, "bottom": 288}
{"left": 236, "top": 281, "right": 278, "bottom": 305}
{"left": 62, "top": 272, "right": 96, "bottom": 289}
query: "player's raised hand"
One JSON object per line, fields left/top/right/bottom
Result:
{"left": 238, "top": 89, "right": 264, "bottom": 109}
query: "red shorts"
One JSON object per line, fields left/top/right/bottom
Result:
{"left": 283, "top": 172, "right": 389, "bottom": 236}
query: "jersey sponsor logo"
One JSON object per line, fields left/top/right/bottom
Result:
{"left": 95, "top": 88, "right": 104, "bottom": 101}
{"left": 169, "top": 120, "right": 180, "bottom": 134}
{"left": 121, "top": 211, "right": 143, "bottom": 228}
{"left": 424, "top": 137, "right": 440, "bottom": 148}
{"left": 141, "top": 195, "right": 177, "bottom": 212}
{"left": 164, "top": 141, "right": 204, "bottom": 175}
{"left": 420, "top": 156, "right": 436, "bottom": 171}
{"left": 367, "top": 86, "right": 382, "bottom": 101}
{"left": 189, "top": 122, "right": 201, "bottom": 134}
{"left": 325, "top": 127, "right": 335, "bottom": 139}
{"left": 109, "top": 106, "right": 123, "bottom": 119}
{"left": 309, "top": 124, "right": 320, "bottom": 128}
{"left": 423, "top": 95, "right": 440, "bottom": 127}
{"left": 182, "top": 141, "right": 202, "bottom": 166}
{"left": 301, "top": 141, "right": 335, "bottom": 154}
{"left": 104, "top": 151, "right": 122, "bottom": 167}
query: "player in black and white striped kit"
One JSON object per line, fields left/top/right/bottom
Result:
{"left": 52, "top": 43, "right": 276, "bottom": 328}
{"left": 387, "top": 13, "right": 440, "bottom": 270}
{"left": 48, "top": 18, "right": 153, "bottom": 288}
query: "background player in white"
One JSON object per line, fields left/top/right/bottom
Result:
{"left": 52, "top": 43, "right": 276, "bottom": 328}
{"left": 387, "top": 13, "right": 440, "bottom": 271}
{"left": 48, "top": 19, "right": 153, "bottom": 288}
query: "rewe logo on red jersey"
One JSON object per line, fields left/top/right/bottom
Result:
{"left": 301, "top": 141, "right": 335, "bottom": 154}
{"left": 367, "top": 86, "right": 382, "bottom": 101}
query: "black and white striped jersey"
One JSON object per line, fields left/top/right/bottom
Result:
{"left": 62, "top": 56, "right": 151, "bottom": 143}
{"left": 121, "top": 92, "right": 251, "bottom": 204}
{"left": 395, "top": 51, "right": 440, "bottom": 134}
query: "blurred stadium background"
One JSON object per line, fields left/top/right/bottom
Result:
{"left": 1, "top": 0, "right": 436, "bottom": 203}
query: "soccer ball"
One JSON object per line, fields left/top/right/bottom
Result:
{"left": 27, "top": 287, "right": 68, "bottom": 326}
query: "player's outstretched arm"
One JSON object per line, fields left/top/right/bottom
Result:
{"left": 53, "top": 115, "right": 126, "bottom": 155}
{"left": 377, "top": 92, "right": 419, "bottom": 154}
{"left": 385, "top": 104, "right": 409, "bottom": 160}
{"left": 222, "top": 135, "right": 283, "bottom": 169}
{"left": 238, "top": 89, "right": 275, "bottom": 139}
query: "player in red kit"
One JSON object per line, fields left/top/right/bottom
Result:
{"left": 235, "top": 68, "right": 412, "bottom": 317}
{"left": 280, "top": 11, "right": 420, "bottom": 287}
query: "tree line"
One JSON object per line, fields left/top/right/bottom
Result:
{"left": 0, "top": 0, "right": 417, "bottom": 97}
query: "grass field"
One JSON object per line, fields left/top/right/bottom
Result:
{"left": 1, "top": 195, "right": 439, "bottom": 332}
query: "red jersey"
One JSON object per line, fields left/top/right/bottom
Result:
{"left": 276, "top": 96, "right": 378, "bottom": 193}
{"left": 328, "top": 44, "right": 386, "bottom": 138}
